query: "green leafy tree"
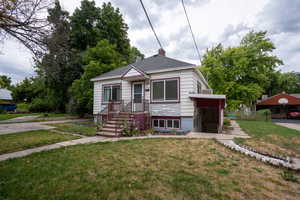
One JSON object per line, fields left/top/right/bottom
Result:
{"left": 11, "top": 77, "right": 45, "bottom": 103}
{"left": 71, "top": 40, "right": 122, "bottom": 114}
{"left": 201, "top": 31, "right": 283, "bottom": 110}
{"left": 70, "top": 1, "right": 139, "bottom": 62}
{"left": 96, "top": 2, "right": 131, "bottom": 61}
{"left": 70, "top": 0, "right": 100, "bottom": 51}
{"left": 38, "top": 0, "right": 73, "bottom": 112}
{"left": 0, "top": 75, "right": 11, "bottom": 89}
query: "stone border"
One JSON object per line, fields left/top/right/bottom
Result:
{"left": 218, "top": 139, "right": 300, "bottom": 171}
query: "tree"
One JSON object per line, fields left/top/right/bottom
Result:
{"left": 38, "top": 0, "right": 72, "bottom": 112}
{"left": 96, "top": 2, "right": 131, "bottom": 61}
{"left": 0, "top": 75, "right": 11, "bottom": 88}
{"left": 70, "top": 1, "right": 137, "bottom": 62}
{"left": 70, "top": 0, "right": 99, "bottom": 51}
{"left": 0, "top": 0, "right": 52, "bottom": 54}
{"left": 201, "top": 31, "right": 283, "bottom": 110}
{"left": 71, "top": 40, "right": 122, "bottom": 114}
{"left": 11, "top": 77, "right": 44, "bottom": 102}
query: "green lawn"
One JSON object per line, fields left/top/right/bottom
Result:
{"left": 0, "top": 130, "right": 79, "bottom": 154}
{"left": 48, "top": 121, "right": 97, "bottom": 136}
{"left": 236, "top": 120, "right": 300, "bottom": 158}
{"left": 0, "top": 113, "right": 39, "bottom": 121}
{"left": 0, "top": 139, "right": 299, "bottom": 200}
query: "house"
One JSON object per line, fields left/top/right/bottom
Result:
{"left": 257, "top": 92, "right": 300, "bottom": 119}
{"left": 91, "top": 49, "right": 226, "bottom": 136}
{"left": 0, "top": 88, "right": 16, "bottom": 112}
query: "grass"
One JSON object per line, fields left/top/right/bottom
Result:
{"left": 0, "top": 113, "right": 39, "bottom": 121}
{"left": 48, "top": 121, "right": 97, "bottom": 136}
{"left": 0, "top": 130, "right": 79, "bottom": 154}
{"left": 0, "top": 139, "right": 299, "bottom": 200}
{"left": 236, "top": 120, "right": 300, "bottom": 158}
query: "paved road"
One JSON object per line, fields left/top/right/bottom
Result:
{"left": 276, "top": 122, "right": 300, "bottom": 131}
{"left": 0, "top": 115, "right": 40, "bottom": 123}
{"left": 0, "top": 120, "right": 87, "bottom": 135}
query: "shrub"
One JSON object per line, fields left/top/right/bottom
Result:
{"left": 223, "top": 119, "right": 231, "bottom": 126}
{"left": 16, "top": 103, "right": 30, "bottom": 113}
{"left": 29, "top": 98, "right": 51, "bottom": 113}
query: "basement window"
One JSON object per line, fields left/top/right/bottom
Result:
{"left": 153, "top": 119, "right": 180, "bottom": 129}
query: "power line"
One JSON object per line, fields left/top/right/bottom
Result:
{"left": 181, "top": 0, "right": 201, "bottom": 63}
{"left": 139, "top": 0, "right": 163, "bottom": 49}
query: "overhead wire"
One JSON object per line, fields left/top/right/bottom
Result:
{"left": 181, "top": 0, "right": 201, "bottom": 63}
{"left": 139, "top": 0, "right": 164, "bottom": 50}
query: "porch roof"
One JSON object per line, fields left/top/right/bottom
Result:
{"left": 189, "top": 94, "right": 226, "bottom": 100}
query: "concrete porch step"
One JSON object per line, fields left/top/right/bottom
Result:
{"left": 96, "top": 131, "right": 120, "bottom": 137}
{"left": 101, "top": 127, "right": 122, "bottom": 133}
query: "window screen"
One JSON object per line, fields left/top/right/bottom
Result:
{"left": 103, "top": 86, "right": 111, "bottom": 102}
{"left": 165, "top": 80, "right": 178, "bottom": 100}
{"left": 112, "top": 85, "right": 121, "bottom": 101}
{"left": 152, "top": 81, "right": 164, "bottom": 101}
{"left": 167, "top": 120, "right": 173, "bottom": 128}
{"left": 153, "top": 120, "right": 159, "bottom": 128}
{"left": 159, "top": 120, "right": 165, "bottom": 128}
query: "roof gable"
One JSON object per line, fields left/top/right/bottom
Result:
{"left": 257, "top": 93, "right": 300, "bottom": 105}
{"left": 121, "top": 66, "right": 147, "bottom": 79}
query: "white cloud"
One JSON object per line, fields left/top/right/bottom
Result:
{"left": 0, "top": 0, "right": 299, "bottom": 83}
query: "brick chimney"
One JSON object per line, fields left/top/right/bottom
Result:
{"left": 158, "top": 48, "right": 166, "bottom": 56}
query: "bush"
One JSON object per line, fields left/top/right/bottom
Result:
{"left": 29, "top": 98, "right": 51, "bottom": 113}
{"left": 223, "top": 119, "right": 231, "bottom": 126}
{"left": 238, "top": 109, "right": 271, "bottom": 121}
{"left": 16, "top": 103, "right": 30, "bottom": 113}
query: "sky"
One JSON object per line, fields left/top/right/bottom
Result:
{"left": 1, "top": 0, "right": 299, "bottom": 83}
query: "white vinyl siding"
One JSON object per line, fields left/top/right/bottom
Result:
{"left": 93, "top": 68, "right": 210, "bottom": 117}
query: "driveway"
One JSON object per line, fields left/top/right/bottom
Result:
{"left": 0, "top": 119, "right": 88, "bottom": 135}
{"left": 276, "top": 122, "right": 300, "bottom": 131}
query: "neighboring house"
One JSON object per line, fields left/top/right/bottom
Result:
{"left": 257, "top": 92, "right": 300, "bottom": 119}
{"left": 0, "top": 88, "right": 16, "bottom": 111}
{"left": 91, "top": 49, "right": 225, "bottom": 136}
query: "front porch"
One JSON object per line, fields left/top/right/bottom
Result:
{"left": 96, "top": 100, "right": 151, "bottom": 137}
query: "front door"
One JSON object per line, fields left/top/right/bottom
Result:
{"left": 132, "top": 82, "right": 144, "bottom": 112}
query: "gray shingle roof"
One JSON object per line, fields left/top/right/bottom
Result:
{"left": 91, "top": 55, "right": 195, "bottom": 81}
{"left": 0, "top": 89, "right": 13, "bottom": 100}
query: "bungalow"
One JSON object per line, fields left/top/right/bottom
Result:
{"left": 91, "top": 49, "right": 225, "bottom": 136}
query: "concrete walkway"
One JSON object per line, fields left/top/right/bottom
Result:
{"left": 276, "top": 122, "right": 300, "bottom": 132}
{"left": 0, "top": 115, "right": 41, "bottom": 123}
{"left": 0, "top": 128, "right": 249, "bottom": 162}
{"left": 0, "top": 119, "right": 88, "bottom": 135}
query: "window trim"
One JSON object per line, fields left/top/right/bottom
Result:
{"left": 150, "top": 77, "right": 180, "bottom": 103}
{"left": 102, "top": 83, "right": 121, "bottom": 103}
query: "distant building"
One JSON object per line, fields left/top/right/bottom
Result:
{"left": 0, "top": 89, "right": 16, "bottom": 111}
{"left": 256, "top": 92, "right": 300, "bottom": 119}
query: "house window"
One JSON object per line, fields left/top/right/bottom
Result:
{"left": 197, "top": 81, "right": 202, "bottom": 94}
{"left": 103, "top": 84, "right": 121, "bottom": 102}
{"left": 153, "top": 119, "right": 180, "bottom": 129}
{"left": 152, "top": 79, "right": 179, "bottom": 102}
